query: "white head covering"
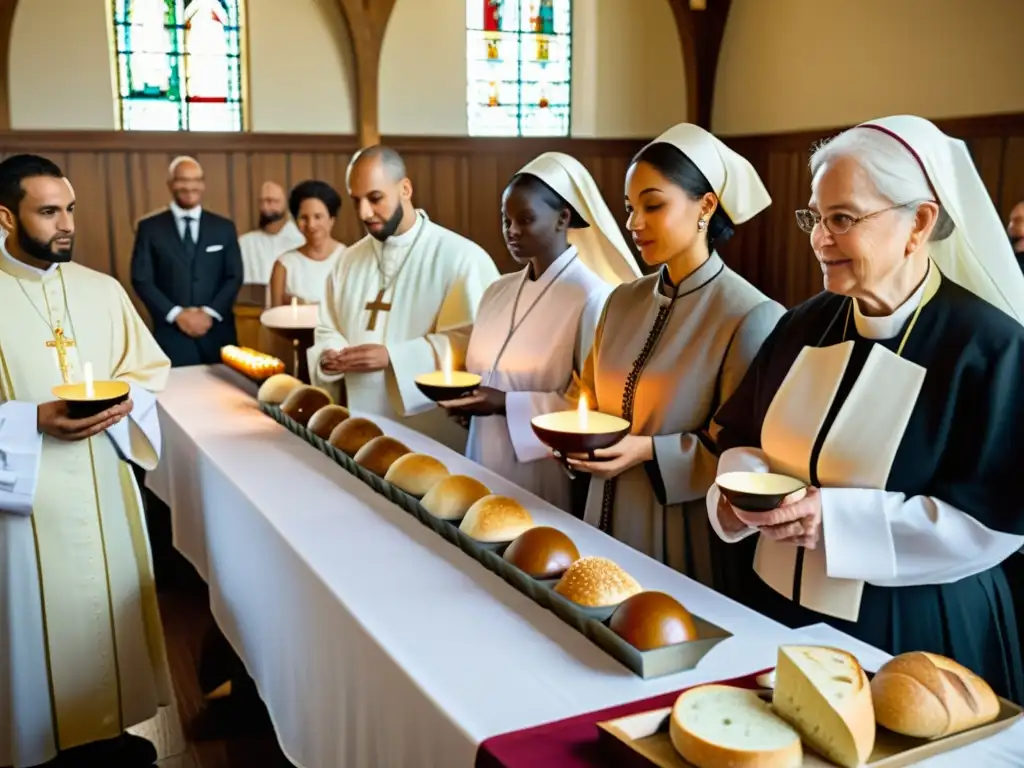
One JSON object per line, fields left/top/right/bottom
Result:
{"left": 641, "top": 123, "right": 772, "bottom": 226}
{"left": 854, "top": 115, "right": 1024, "bottom": 325}
{"left": 513, "top": 152, "right": 641, "bottom": 285}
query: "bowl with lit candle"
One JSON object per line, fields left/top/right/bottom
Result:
{"left": 414, "top": 348, "right": 482, "bottom": 403}
{"left": 52, "top": 363, "right": 130, "bottom": 420}
{"left": 530, "top": 395, "right": 630, "bottom": 459}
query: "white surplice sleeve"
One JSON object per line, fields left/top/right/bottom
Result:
{"left": 505, "top": 283, "right": 611, "bottom": 464}
{"left": 387, "top": 246, "right": 499, "bottom": 418}
{"left": 308, "top": 267, "right": 352, "bottom": 387}
{"left": 651, "top": 300, "right": 784, "bottom": 506}
{"left": 819, "top": 490, "right": 1024, "bottom": 587}
{"left": 0, "top": 401, "right": 42, "bottom": 516}
{"left": 705, "top": 446, "right": 766, "bottom": 544}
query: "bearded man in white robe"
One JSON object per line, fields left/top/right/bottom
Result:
{"left": 308, "top": 146, "right": 500, "bottom": 450}
{"left": 0, "top": 154, "right": 171, "bottom": 767}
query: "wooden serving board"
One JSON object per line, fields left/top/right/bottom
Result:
{"left": 597, "top": 693, "right": 1023, "bottom": 767}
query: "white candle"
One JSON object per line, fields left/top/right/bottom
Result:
{"left": 291, "top": 296, "right": 299, "bottom": 319}
{"left": 83, "top": 362, "right": 95, "bottom": 399}
{"left": 578, "top": 393, "right": 588, "bottom": 431}
{"left": 443, "top": 345, "right": 453, "bottom": 386}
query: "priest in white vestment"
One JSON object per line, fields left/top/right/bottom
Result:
{"left": 238, "top": 180, "right": 305, "bottom": 291}
{"left": 0, "top": 155, "right": 172, "bottom": 767}
{"left": 439, "top": 153, "right": 640, "bottom": 511}
{"left": 308, "top": 146, "right": 499, "bottom": 451}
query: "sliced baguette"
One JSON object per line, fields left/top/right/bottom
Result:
{"left": 669, "top": 684, "right": 802, "bottom": 768}
{"left": 870, "top": 651, "right": 1000, "bottom": 739}
{"left": 772, "top": 645, "right": 875, "bottom": 768}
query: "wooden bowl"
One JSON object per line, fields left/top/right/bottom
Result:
{"left": 53, "top": 380, "right": 130, "bottom": 419}
{"left": 414, "top": 371, "right": 482, "bottom": 402}
{"left": 530, "top": 411, "right": 630, "bottom": 458}
{"left": 715, "top": 471, "right": 807, "bottom": 513}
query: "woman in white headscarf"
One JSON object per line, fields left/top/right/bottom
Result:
{"left": 707, "top": 116, "right": 1024, "bottom": 702}
{"left": 439, "top": 152, "right": 641, "bottom": 512}
{"left": 565, "top": 125, "right": 785, "bottom": 594}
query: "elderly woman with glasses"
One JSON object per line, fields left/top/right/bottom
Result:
{"left": 706, "top": 115, "right": 1024, "bottom": 702}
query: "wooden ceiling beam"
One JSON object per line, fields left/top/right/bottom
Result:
{"left": 0, "top": 0, "right": 19, "bottom": 131}
{"left": 336, "top": 0, "right": 399, "bottom": 147}
{"left": 668, "top": 0, "right": 732, "bottom": 130}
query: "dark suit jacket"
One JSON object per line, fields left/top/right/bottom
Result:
{"left": 131, "top": 209, "right": 244, "bottom": 367}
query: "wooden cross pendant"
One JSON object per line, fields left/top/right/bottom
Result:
{"left": 365, "top": 288, "right": 392, "bottom": 331}
{"left": 46, "top": 324, "right": 76, "bottom": 384}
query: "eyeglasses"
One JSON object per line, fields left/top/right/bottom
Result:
{"left": 794, "top": 202, "right": 922, "bottom": 236}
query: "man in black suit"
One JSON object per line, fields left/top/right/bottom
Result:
{"left": 131, "top": 156, "right": 243, "bottom": 366}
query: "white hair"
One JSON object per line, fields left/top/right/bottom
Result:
{"left": 168, "top": 155, "right": 201, "bottom": 179}
{"left": 809, "top": 127, "right": 954, "bottom": 241}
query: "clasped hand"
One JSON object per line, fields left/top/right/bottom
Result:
{"left": 175, "top": 308, "right": 213, "bottom": 338}
{"left": 37, "top": 399, "right": 133, "bottom": 442}
{"left": 565, "top": 435, "right": 653, "bottom": 479}
{"left": 320, "top": 344, "right": 390, "bottom": 374}
{"left": 719, "top": 486, "right": 822, "bottom": 548}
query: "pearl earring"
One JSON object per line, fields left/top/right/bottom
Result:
{"left": 697, "top": 219, "right": 707, "bottom": 232}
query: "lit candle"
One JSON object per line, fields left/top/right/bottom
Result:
{"left": 83, "top": 362, "right": 95, "bottom": 399}
{"left": 443, "top": 345, "right": 453, "bottom": 386}
{"left": 578, "top": 393, "right": 588, "bottom": 431}
{"left": 291, "top": 296, "right": 299, "bottom": 320}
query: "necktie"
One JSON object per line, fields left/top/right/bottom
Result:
{"left": 182, "top": 215, "right": 197, "bottom": 256}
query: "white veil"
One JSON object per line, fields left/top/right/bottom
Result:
{"left": 514, "top": 152, "right": 641, "bottom": 285}
{"left": 859, "top": 116, "right": 1024, "bottom": 325}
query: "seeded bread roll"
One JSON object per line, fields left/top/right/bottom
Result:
{"left": 553, "top": 556, "right": 641, "bottom": 608}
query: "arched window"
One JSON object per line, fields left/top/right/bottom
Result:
{"left": 112, "top": 0, "right": 246, "bottom": 131}
{"left": 466, "top": 0, "right": 572, "bottom": 137}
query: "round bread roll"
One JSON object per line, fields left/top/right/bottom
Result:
{"left": 609, "top": 591, "right": 698, "bottom": 650}
{"left": 280, "top": 385, "right": 332, "bottom": 426}
{"left": 502, "top": 526, "right": 579, "bottom": 579}
{"left": 670, "top": 685, "right": 803, "bottom": 768}
{"left": 421, "top": 475, "right": 490, "bottom": 520}
{"left": 328, "top": 417, "right": 383, "bottom": 456}
{"left": 870, "top": 651, "right": 1000, "bottom": 739}
{"left": 354, "top": 436, "right": 411, "bottom": 477}
{"left": 553, "top": 556, "right": 641, "bottom": 608}
{"left": 307, "top": 404, "right": 350, "bottom": 440}
{"left": 384, "top": 453, "right": 449, "bottom": 497}
{"left": 459, "top": 495, "right": 534, "bottom": 543}
{"left": 257, "top": 373, "right": 303, "bottom": 404}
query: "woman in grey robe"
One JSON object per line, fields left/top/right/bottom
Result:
{"left": 567, "top": 124, "right": 784, "bottom": 595}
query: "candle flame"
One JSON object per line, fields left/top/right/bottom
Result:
{"left": 578, "top": 393, "right": 588, "bottom": 431}
{"left": 84, "top": 362, "right": 95, "bottom": 399}
{"left": 443, "top": 345, "right": 453, "bottom": 386}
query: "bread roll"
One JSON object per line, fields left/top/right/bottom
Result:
{"left": 502, "top": 526, "right": 579, "bottom": 579}
{"left": 421, "top": 475, "right": 490, "bottom": 520}
{"left": 609, "top": 591, "right": 698, "bottom": 651}
{"left": 257, "top": 373, "right": 303, "bottom": 404}
{"left": 459, "top": 495, "right": 534, "bottom": 543}
{"left": 307, "top": 405, "right": 350, "bottom": 440}
{"left": 328, "top": 417, "right": 383, "bottom": 456}
{"left": 870, "top": 652, "right": 1000, "bottom": 739}
{"left": 384, "top": 453, "right": 449, "bottom": 497}
{"left": 772, "top": 645, "right": 875, "bottom": 768}
{"left": 670, "top": 685, "right": 802, "bottom": 768}
{"left": 354, "top": 436, "right": 410, "bottom": 476}
{"left": 553, "top": 556, "right": 641, "bottom": 608}
{"left": 280, "top": 385, "right": 332, "bottom": 426}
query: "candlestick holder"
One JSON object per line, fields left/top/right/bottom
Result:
{"left": 52, "top": 380, "right": 130, "bottom": 419}
{"left": 414, "top": 371, "right": 483, "bottom": 403}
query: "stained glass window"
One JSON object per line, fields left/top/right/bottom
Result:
{"left": 112, "top": 0, "right": 245, "bottom": 131}
{"left": 467, "top": 0, "right": 572, "bottom": 137}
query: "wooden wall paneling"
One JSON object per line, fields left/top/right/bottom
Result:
{"left": 65, "top": 151, "right": 112, "bottom": 276}
{"left": 288, "top": 152, "right": 315, "bottom": 188}
{"left": 228, "top": 152, "right": 253, "bottom": 231}
{"left": 967, "top": 137, "right": 1006, "bottom": 204}
{"left": 250, "top": 153, "right": 289, "bottom": 196}
{"left": 1000, "top": 137, "right": 1024, "bottom": 217}
{"left": 196, "top": 152, "right": 231, "bottom": 221}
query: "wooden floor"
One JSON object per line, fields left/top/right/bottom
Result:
{"left": 131, "top": 566, "right": 296, "bottom": 768}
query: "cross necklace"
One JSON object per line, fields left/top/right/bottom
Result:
{"left": 365, "top": 216, "right": 426, "bottom": 332}
{"left": 15, "top": 266, "right": 79, "bottom": 384}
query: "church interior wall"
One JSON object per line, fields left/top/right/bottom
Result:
{"left": 1, "top": 0, "right": 1023, "bottom": 321}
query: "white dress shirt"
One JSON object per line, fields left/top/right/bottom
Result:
{"left": 165, "top": 201, "right": 222, "bottom": 324}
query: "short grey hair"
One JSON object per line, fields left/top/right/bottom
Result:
{"left": 809, "top": 128, "right": 954, "bottom": 241}
{"left": 168, "top": 155, "right": 201, "bottom": 179}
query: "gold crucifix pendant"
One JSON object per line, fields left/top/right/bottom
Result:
{"left": 46, "top": 324, "right": 76, "bottom": 384}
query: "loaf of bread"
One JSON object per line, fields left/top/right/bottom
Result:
{"left": 420, "top": 475, "right": 490, "bottom": 520}
{"left": 502, "top": 526, "right": 579, "bottom": 579}
{"left": 328, "top": 417, "right": 383, "bottom": 456}
{"left": 670, "top": 685, "right": 802, "bottom": 768}
{"left": 307, "top": 404, "right": 350, "bottom": 440}
{"left": 257, "top": 373, "right": 303, "bottom": 404}
{"left": 354, "top": 436, "right": 410, "bottom": 477}
{"left": 459, "top": 495, "right": 534, "bottom": 542}
{"left": 280, "top": 385, "right": 332, "bottom": 426}
{"left": 553, "top": 556, "right": 641, "bottom": 608}
{"left": 384, "top": 454, "right": 449, "bottom": 497}
{"left": 870, "top": 652, "right": 1000, "bottom": 739}
{"left": 609, "top": 591, "right": 697, "bottom": 651}
{"left": 772, "top": 645, "right": 875, "bottom": 768}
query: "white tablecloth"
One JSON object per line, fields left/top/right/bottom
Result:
{"left": 146, "top": 366, "right": 1024, "bottom": 768}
